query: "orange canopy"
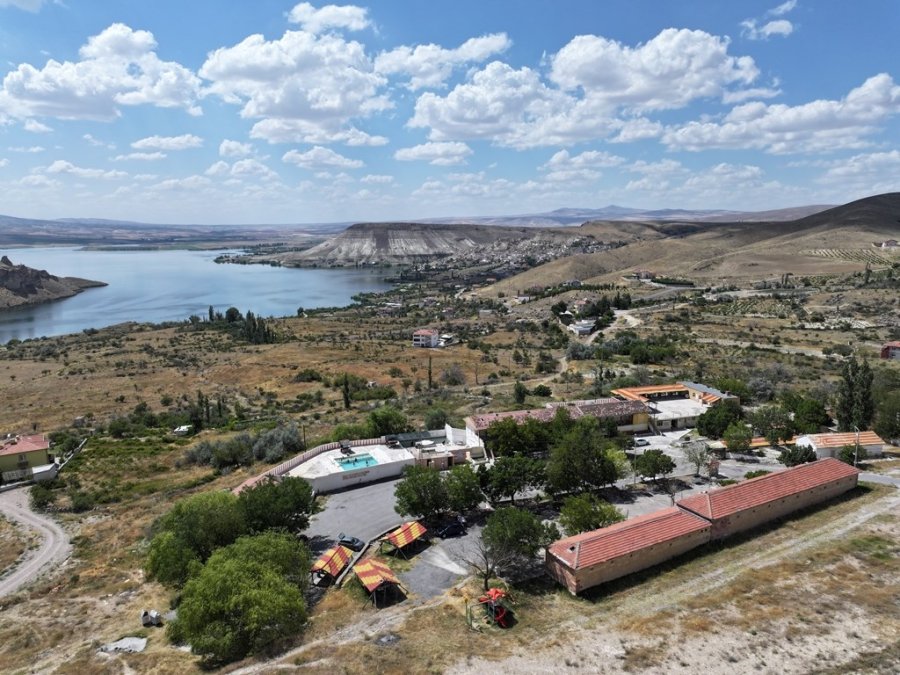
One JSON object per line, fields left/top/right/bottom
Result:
{"left": 310, "top": 545, "right": 352, "bottom": 577}
{"left": 385, "top": 521, "right": 427, "bottom": 549}
{"left": 353, "top": 558, "right": 400, "bottom": 593}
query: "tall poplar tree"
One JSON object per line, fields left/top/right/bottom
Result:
{"left": 836, "top": 357, "right": 874, "bottom": 431}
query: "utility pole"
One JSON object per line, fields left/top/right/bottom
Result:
{"left": 854, "top": 425, "right": 860, "bottom": 467}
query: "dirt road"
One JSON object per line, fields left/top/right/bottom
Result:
{"left": 0, "top": 487, "right": 71, "bottom": 598}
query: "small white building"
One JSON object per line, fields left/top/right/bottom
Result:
{"left": 794, "top": 431, "right": 886, "bottom": 459}
{"left": 412, "top": 328, "right": 440, "bottom": 348}
{"left": 568, "top": 320, "right": 595, "bottom": 336}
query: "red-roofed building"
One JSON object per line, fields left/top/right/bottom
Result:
{"left": 412, "top": 328, "right": 439, "bottom": 348}
{"left": 677, "top": 458, "right": 860, "bottom": 540}
{"left": 0, "top": 434, "right": 53, "bottom": 481}
{"left": 545, "top": 507, "right": 711, "bottom": 595}
{"left": 880, "top": 341, "right": 900, "bottom": 360}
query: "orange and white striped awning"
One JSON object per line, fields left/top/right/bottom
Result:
{"left": 353, "top": 558, "right": 400, "bottom": 593}
{"left": 385, "top": 521, "right": 428, "bottom": 549}
{"left": 310, "top": 545, "right": 352, "bottom": 577}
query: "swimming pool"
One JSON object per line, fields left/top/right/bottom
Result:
{"left": 336, "top": 453, "right": 379, "bottom": 471}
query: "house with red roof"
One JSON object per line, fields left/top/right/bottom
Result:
{"left": 545, "top": 459, "right": 861, "bottom": 594}
{"left": 677, "top": 458, "right": 859, "bottom": 540}
{"left": 545, "top": 507, "right": 711, "bottom": 595}
{"left": 0, "top": 434, "right": 54, "bottom": 482}
{"left": 880, "top": 341, "right": 900, "bottom": 360}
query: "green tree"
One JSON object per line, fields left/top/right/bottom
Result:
{"left": 684, "top": 441, "right": 711, "bottom": 476}
{"left": 224, "top": 306, "right": 242, "bottom": 323}
{"left": 341, "top": 374, "right": 352, "bottom": 410}
{"left": 778, "top": 444, "right": 817, "bottom": 467}
{"left": 838, "top": 443, "right": 867, "bottom": 466}
{"left": 145, "top": 530, "right": 201, "bottom": 587}
{"left": 368, "top": 405, "right": 411, "bottom": 436}
{"left": 483, "top": 455, "right": 543, "bottom": 504}
{"left": 153, "top": 490, "right": 247, "bottom": 563}
{"left": 546, "top": 417, "right": 624, "bottom": 494}
{"left": 238, "top": 477, "right": 316, "bottom": 534}
{"left": 169, "top": 534, "right": 308, "bottom": 664}
{"left": 394, "top": 466, "right": 448, "bottom": 520}
{"left": 874, "top": 390, "right": 900, "bottom": 441}
{"left": 836, "top": 357, "right": 874, "bottom": 431}
{"left": 791, "top": 397, "right": 831, "bottom": 433}
{"left": 723, "top": 421, "right": 752, "bottom": 454}
{"left": 696, "top": 400, "right": 743, "bottom": 439}
{"left": 424, "top": 407, "right": 450, "bottom": 430}
{"left": 444, "top": 464, "right": 484, "bottom": 513}
{"left": 558, "top": 494, "right": 625, "bottom": 536}
{"left": 750, "top": 404, "right": 794, "bottom": 445}
{"left": 633, "top": 449, "right": 676, "bottom": 484}
{"left": 29, "top": 484, "right": 57, "bottom": 511}
{"left": 482, "top": 507, "right": 558, "bottom": 560}
{"left": 513, "top": 380, "right": 528, "bottom": 405}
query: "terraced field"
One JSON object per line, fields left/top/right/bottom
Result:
{"left": 802, "top": 248, "right": 897, "bottom": 266}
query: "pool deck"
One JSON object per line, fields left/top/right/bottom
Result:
{"left": 288, "top": 443, "right": 414, "bottom": 481}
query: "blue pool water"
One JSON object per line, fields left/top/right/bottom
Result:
{"left": 337, "top": 453, "right": 379, "bottom": 471}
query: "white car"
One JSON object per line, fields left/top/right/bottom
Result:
{"left": 634, "top": 438, "right": 650, "bottom": 447}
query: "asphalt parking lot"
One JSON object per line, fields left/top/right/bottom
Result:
{"left": 303, "top": 439, "right": 788, "bottom": 598}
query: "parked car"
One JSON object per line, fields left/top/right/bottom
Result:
{"left": 337, "top": 533, "right": 366, "bottom": 551}
{"left": 634, "top": 438, "right": 650, "bottom": 447}
{"left": 436, "top": 515, "right": 467, "bottom": 539}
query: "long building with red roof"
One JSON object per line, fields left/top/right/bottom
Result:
{"left": 545, "top": 459, "right": 861, "bottom": 594}
{"left": 677, "top": 457, "right": 860, "bottom": 540}
{"left": 546, "top": 507, "right": 711, "bottom": 595}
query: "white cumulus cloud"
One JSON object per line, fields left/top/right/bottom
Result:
{"left": 45, "top": 159, "right": 127, "bottom": 179}
{"left": 375, "top": 33, "right": 511, "bottom": 90}
{"left": 0, "top": 23, "right": 202, "bottom": 120}
{"left": 282, "top": 146, "right": 364, "bottom": 169}
{"left": 287, "top": 2, "right": 371, "bottom": 34}
{"left": 200, "top": 29, "right": 389, "bottom": 145}
{"left": 23, "top": 118, "right": 52, "bottom": 133}
{"left": 394, "top": 141, "right": 473, "bottom": 166}
{"left": 131, "top": 134, "right": 202, "bottom": 150}
{"left": 663, "top": 74, "right": 900, "bottom": 154}
{"left": 113, "top": 152, "right": 166, "bottom": 161}
{"left": 219, "top": 139, "right": 252, "bottom": 157}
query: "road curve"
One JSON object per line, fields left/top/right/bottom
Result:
{"left": 0, "top": 487, "right": 71, "bottom": 598}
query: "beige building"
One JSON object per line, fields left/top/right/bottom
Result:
{"left": 0, "top": 434, "right": 53, "bottom": 482}
{"left": 677, "top": 458, "right": 860, "bottom": 540}
{"left": 546, "top": 507, "right": 711, "bottom": 595}
{"left": 545, "top": 459, "right": 861, "bottom": 594}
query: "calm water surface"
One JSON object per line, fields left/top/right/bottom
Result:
{"left": 0, "top": 248, "right": 392, "bottom": 342}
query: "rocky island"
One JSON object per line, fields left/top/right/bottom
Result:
{"left": 0, "top": 255, "right": 106, "bottom": 309}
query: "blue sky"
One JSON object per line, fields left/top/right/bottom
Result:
{"left": 0, "top": 0, "right": 898, "bottom": 224}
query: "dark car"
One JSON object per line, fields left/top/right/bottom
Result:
{"left": 337, "top": 533, "right": 366, "bottom": 551}
{"left": 436, "top": 520, "right": 467, "bottom": 539}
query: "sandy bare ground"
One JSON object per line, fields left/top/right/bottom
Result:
{"left": 447, "top": 486, "right": 900, "bottom": 674}
{"left": 0, "top": 487, "right": 71, "bottom": 598}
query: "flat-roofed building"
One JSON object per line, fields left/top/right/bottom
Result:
{"left": 677, "top": 458, "right": 860, "bottom": 540}
{"left": 794, "top": 431, "right": 886, "bottom": 459}
{"left": 545, "top": 507, "right": 712, "bottom": 595}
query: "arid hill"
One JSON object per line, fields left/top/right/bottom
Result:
{"left": 0, "top": 255, "right": 106, "bottom": 309}
{"left": 286, "top": 222, "right": 607, "bottom": 265}
{"left": 481, "top": 192, "right": 900, "bottom": 293}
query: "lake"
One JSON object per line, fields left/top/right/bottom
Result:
{"left": 0, "top": 247, "right": 393, "bottom": 342}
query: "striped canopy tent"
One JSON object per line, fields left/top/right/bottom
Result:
{"left": 381, "top": 521, "right": 428, "bottom": 557}
{"left": 310, "top": 545, "right": 353, "bottom": 582}
{"left": 352, "top": 558, "right": 403, "bottom": 607}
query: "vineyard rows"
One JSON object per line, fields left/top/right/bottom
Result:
{"left": 802, "top": 248, "right": 896, "bottom": 265}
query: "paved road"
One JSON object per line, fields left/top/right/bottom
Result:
{"left": 0, "top": 487, "right": 71, "bottom": 598}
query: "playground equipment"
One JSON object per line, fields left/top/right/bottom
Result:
{"left": 466, "top": 588, "right": 514, "bottom": 629}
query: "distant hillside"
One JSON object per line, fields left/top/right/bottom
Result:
{"left": 0, "top": 255, "right": 106, "bottom": 310}
{"left": 480, "top": 193, "right": 900, "bottom": 293}
{"left": 290, "top": 222, "right": 591, "bottom": 265}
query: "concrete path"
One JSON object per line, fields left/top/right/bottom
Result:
{"left": 0, "top": 487, "right": 71, "bottom": 598}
